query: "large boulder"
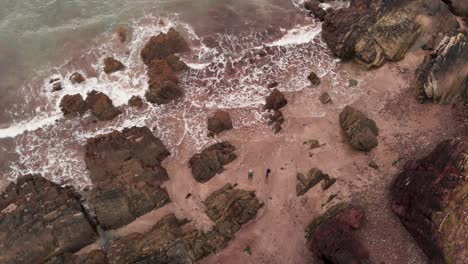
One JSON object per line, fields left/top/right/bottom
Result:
{"left": 339, "top": 106, "right": 379, "bottom": 152}
{"left": 145, "top": 59, "right": 183, "bottom": 105}
{"left": 322, "top": 0, "right": 459, "bottom": 68}
{"left": 391, "top": 138, "right": 467, "bottom": 263}
{"left": 84, "top": 126, "right": 171, "bottom": 229}
{"left": 189, "top": 142, "right": 237, "bottom": 183}
{"left": 140, "top": 28, "right": 190, "bottom": 65}
{"left": 85, "top": 90, "right": 121, "bottom": 121}
{"left": 69, "top": 72, "right": 85, "bottom": 84}
{"left": 264, "top": 89, "right": 288, "bottom": 111}
{"left": 107, "top": 184, "right": 262, "bottom": 264}
{"left": 305, "top": 203, "right": 369, "bottom": 264}
{"left": 60, "top": 94, "right": 88, "bottom": 117}
{"left": 207, "top": 110, "right": 233, "bottom": 135}
{"left": 103, "top": 57, "right": 125, "bottom": 74}
{"left": 416, "top": 30, "right": 468, "bottom": 103}
{"left": 0, "top": 175, "right": 97, "bottom": 264}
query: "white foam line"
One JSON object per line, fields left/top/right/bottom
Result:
{"left": 266, "top": 25, "right": 322, "bottom": 47}
{"left": 0, "top": 113, "right": 60, "bottom": 138}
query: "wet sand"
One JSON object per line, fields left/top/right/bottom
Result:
{"left": 96, "top": 49, "right": 466, "bottom": 263}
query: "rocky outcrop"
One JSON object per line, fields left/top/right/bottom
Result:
{"left": 340, "top": 106, "right": 379, "bottom": 152}
{"left": 103, "top": 57, "right": 125, "bottom": 74}
{"left": 296, "top": 168, "right": 331, "bottom": 196}
{"left": 264, "top": 89, "right": 287, "bottom": 111}
{"left": 69, "top": 72, "right": 85, "bottom": 84}
{"left": 128, "top": 95, "right": 144, "bottom": 108}
{"left": 145, "top": 58, "right": 184, "bottom": 105}
{"left": 207, "top": 110, "right": 233, "bottom": 136}
{"left": 140, "top": 28, "right": 190, "bottom": 65}
{"left": 305, "top": 203, "right": 369, "bottom": 263}
{"left": 321, "top": 0, "right": 459, "bottom": 68}
{"left": 267, "top": 110, "right": 285, "bottom": 134}
{"left": 85, "top": 91, "right": 121, "bottom": 121}
{"left": 304, "top": 1, "right": 327, "bottom": 21}
{"left": 189, "top": 142, "right": 237, "bottom": 183}
{"left": 0, "top": 175, "right": 97, "bottom": 264}
{"left": 443, "top": 0, "right": 468, "bottom": 17}
{"left": 391, "top": 138, "right": 467, "bottom": 264}
{"left": 84, "top": 126, "right": 171, "bottom": 229}
{"left": 107, "top": 184, "right": 262, "bottom": 264}
{"left": 416, "top": 30, "right": 468, "bottom": 103}
{"left": 60, "top": 94, "right": 88, "bottom": 117}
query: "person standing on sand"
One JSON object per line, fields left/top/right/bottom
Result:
{"left": 248, "top": 169, "right": 254, "bottom": 180}
{"left": 266, "top": 168, "right": 271, "bottom": 179}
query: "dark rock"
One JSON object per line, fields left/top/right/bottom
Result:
{"left": 339, "top": 106, "right": 379, "bottom": 152}
{"left": 140, "top": 28, "right": 190, "bottom": 65}
{"left": 207, "top": 110, "right": 233, "bottom": 135}
{"left": 85, "top": 91, "right": 121, "bottom": 121}
{"left": 128, "top": 95, "right": 144, "bottom": 108}
{"left": 443, "top": 0, "right": 468, "bottom": 17}
{"left": 165, "top": 54, "right": 188, "bottom": 72}
{"left": 416, "top": 30, "right": 468, "bottom": 103}
{"left": 145, "top": 59, "right": 183, "bottom": 105}
{"left": 107, "top": 184, "right": 262, "bottom": 263}
{"left": 0, "top": 175, "right": 97, "bottom": 264}
{"left": 264, "top": 89, "right": 287, "bottom": 111}
{"left": 52, "top": 82, "right": 63, "bottom": 92}
{"left": 267, "top": 81, "right": 279, "bottom": 89}
{"left": 103, "top": 57, "right": 125, "bottom": 74}
{"left": 391, "top": 138, "right": 467, "bottom": 263}
{"left": 69, "top": 72, "right": 85, "bottom": 84}
{"left": 189, "top": 142, "right": 237, "bottom": 183}
{"left": 115, "top": 27, "right": 127, "bottom": 43}
{"left": 308, "top": 71, "right": 321, "bottom": 86}
{"left": 321, "top": 176, "right": 337, "bottom": 190}
{"left": 319, "top": 92, "right": 331, "bottom": 104}
{"left": 84, "top": 126, "right": 171, "bottom": 229}
{"left": 45, "top": 250, "right": 108, "bottom": 264}
{"left": 305, "top": 1, "right": 327, "bottom": 21}
{"left": 267, "top": 110, "right": 285, "bottom": 134}
{"left": 368, "top": 161, "right": 379, "bottom": 169}
{"left": 60, "top": 94, "right": 88, "bottom": 117}
{"left": 305, "top": 203, "right": 369, "bottom": 264}
{"left": 296, "top": 168, "right": 328, "bottom": 196}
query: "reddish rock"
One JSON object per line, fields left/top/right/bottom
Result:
{"left": 391, "top": 138, "right": 467, "bottom": 263}
{"left": 140, "top": 28, "right": 190, "bottom": 65}
{"left": 165, "top": 54, "right": 188, "bottom": 72}
{"left": 145, "top": 59, "right": 183, "bottom": 105}
{"left": 128, "top": 95, "right": 144, "bottom": 108}
{"left": 304, "top": 1, "right": 327, "bottom": 21}
{"left": 305, "top": 203, "right": 369, "bottom": 264}
{"left": 60, "top": 94, "right": 88, "bottom": 117}
{"left": 69, "top": 72, "right": 85, "bottom": 84}
{"left": 189, "top": 142, "right": 237, "bottom": 183}
{"left": 103, "top": 57, "right": 125, "bottom": 74}
{"left": 264, "top": 89, "right": 287, "bottom": 111}
{"left": 85, "top": 90, "right": 121, "bottom": 121}
{"left": 207, "top": 110, "right": 233, "bottom": 135}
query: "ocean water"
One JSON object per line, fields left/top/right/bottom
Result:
{"left": 0, "top": 0, "right": 357, "bottom": 189}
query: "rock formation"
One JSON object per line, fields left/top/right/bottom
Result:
{"left": 60, "top": 94, "right": 88, "bottom": 117}
{"left": 145, "top": 57, "right": 184, "bottom": 105}
{"left": 189, "top": 142, "right": 237, "bottom": 183}
{"left": 84, "top": 126, "right": 171, "bottom": 229}
{"left": 207, "top": 110, "right": 233, "bottom": 136}
{"left": 140, "top": 28, "right": 190, "bottom": 65}
{"left": 296, "top": 168, "right": 331, "bottom": 196}
{"left": 128, "top": 95, "right": 144, "bottom": 108}
{"left": 85, "top": 91, "right": 121, "bottom": 121}
{"left": 443, "top": 0, "right": 468, "bottom": 17}
{"left": 106, "top": 184, "right": 262, "bottom": 264}
{"left": 267, "top": 110, "right": 285, "bottom": 134}
{"left": 264, "top": 88, "right": 287, "bottom": 111}
{"left": 69, "top": 72, "right": 85, "bottom": 84}
{"left": 391, "top": 138, "right": 467, "bottom": 263}
{"left": 319, "top": 92, "right": 331, "bottom": 104}
{"left": 305, "top": 203, "right": 369, "bottom": 263}
{"left": 103, "top": 57, "right": 125, "bottom": 74}
{"left": 340, "top": 106, "right": 379, "bottom": 152}
{"left": 416, "top": 30, "right": 468, "bottom": 103}
{"left": 0, "top": 175, "right": 97, "bottom": 264}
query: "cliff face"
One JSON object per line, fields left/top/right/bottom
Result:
{"left": 392, "top": 138, "right": 468, "bottom": 264}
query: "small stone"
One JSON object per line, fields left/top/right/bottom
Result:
{"left": 116, "top": 26, "right": 127, "bottom": 43}
{"left": 308, "top": 71, "right": 320, "bottom": 86}
{"left": 319, "top": 92, "right": 331, "bottom": 104}
{"left": 349, "top": 79, "right": 359, "bottom": 87}
{"left": 69, "top": 72, "right": 85, "bottom": 84}
{"left": 103, "top": 57, "right": 125, "bottom": 74}
{"left": 368, "top": 161, "right": 379, "bottom": 169}
{"left": 128, "top": 96, "right": 144, "bottom": 108}
{"left": 267, "top": 81, "right": 279, "bottom": 89}
{"left": 52, "top": 82, "right": 63, "bottom": 92}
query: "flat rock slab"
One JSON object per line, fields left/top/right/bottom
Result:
{"left": 0, "top": 175, "right": 97, "bottom": 264}
{"left": 189, "top": 142, "right": 237, "bottom": 183}
{"left": 296, "top": 168, "right": 329, "bottom": 196}
{"left": 84, "top": 126, "right": 171, "bottom": 229}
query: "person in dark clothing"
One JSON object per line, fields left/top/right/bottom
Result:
{"left": 266, "top": 168, "right": 271, "bottom": 179}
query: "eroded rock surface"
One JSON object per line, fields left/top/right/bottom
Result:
{"left": 85, "top": 91, "right": 121, "bottom": 121}
{"left": 84, "top": 126, "right": 171, "bottom": 229}
{"left": 140, "top": 28, "right": 190, "bottom": 65}
{"left": 69, "top": 72, "right": 85, "bottom": 84}
{"left": 264, "top": 88, "right": 287, "bottom": 111}
{"left": 0, "top": 175, "right": 97, "bottom": 264}
{"left": 392, "top": 138, "right": 467, "bottom": 263}
{"left": 416, "top": 30, "right": 468, "bottom": 103}
{"left": 305, "top": 203, "right": 369, "bottom": 264}
{"left": 207, "top": 110, "right": 233, "bottom": 136}
{"left": 189, "top": 142, "right": 237, "bottom": 183}
{"left": 60, "top": 94, "right": 88, "bottom": 117}
{"left": 45, "top": 250, "right": 108, "bottom": 264}
{"left": 145, "top": 58, "right": 184, "bottom": 105}
{"left": 340, "top": 106, "right": 379, "bottom": 152}
{"left": 103, "top": 57, "right": 125, "bottom": 74}
{"left": 296, "top": 168, "right": 330, "bottom": 196}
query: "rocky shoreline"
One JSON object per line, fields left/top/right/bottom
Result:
{"left": 1, "top": 0, "right": 467, "bottom": 263}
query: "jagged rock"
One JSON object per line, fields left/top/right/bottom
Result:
{"left": 69, "top": 72, "right": 85, "bottom": 84}
{"left": 60, "top": 94, "right": 88, "bottom": 117}
{"left": 45, "top": 250, "right": 108, "bottom": 264}
{"left": 339, "top": 106, "right": 379, "bottom": 152}
{"left": 305, "top": 203, "right": 369, "bottom": 264}
{"left": 416, "top": 30, "right": 468, "bottom": 103}
{"left": 308, "top": 71, "right": 321, "bottom": 86}
{"left": 107, "top": 184, "right": 262, "bottom": 264}
{"left": 443, "top": 0, "right": 468, "bottom": 17}
{"left": 145, "top": 59, "right": 183, "bottom": 105}
{"left": 0, "top": 175, "right": 97, "bottom": 264}
{"left": 296, "top": 168, "right": 328, "bottom": 196}
{"left": 128, "top": 95, "right": 144, "bottom": 108}
{"left": 267, "top": 110, "right": 285, "bottom": 134}
{"left": 319, "top": 92, "right": 331, "bottom": 104}
{"left": 165, "top": 54, "right": 188, "bottom": 72}
{"left": 189, "top": 142, "right": 237, "bottom": 183}
{"left": 140, "top": 28, "right": 190, "bottom": 65}
{"left": 391, "top": 138, "right": 467, "bottom": 264}
{"left": 264, "top": 89, "right": 287, "bottom": 111}
{"left": 207, "top": 110, "right": 233, "bottom": 136}
{"left": 52, "top": 82, "right": 63, "bottom": 92}
{"left": 321, "top": 176, "right": 337, "bottom": 190}
{"left": 322, "top": 0, "right": 459, "bottom": 68}
{"left": 304, "top": 1, "right": 327, "bottom": 21}
{"left": 103, "top": 57, "right": 125, "bottom": 74}
{"left": 84, "top": 126, "right": 171, "bottom": 229}
{"left": 85, "top": 90, "right": 121, "bottom": 121}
